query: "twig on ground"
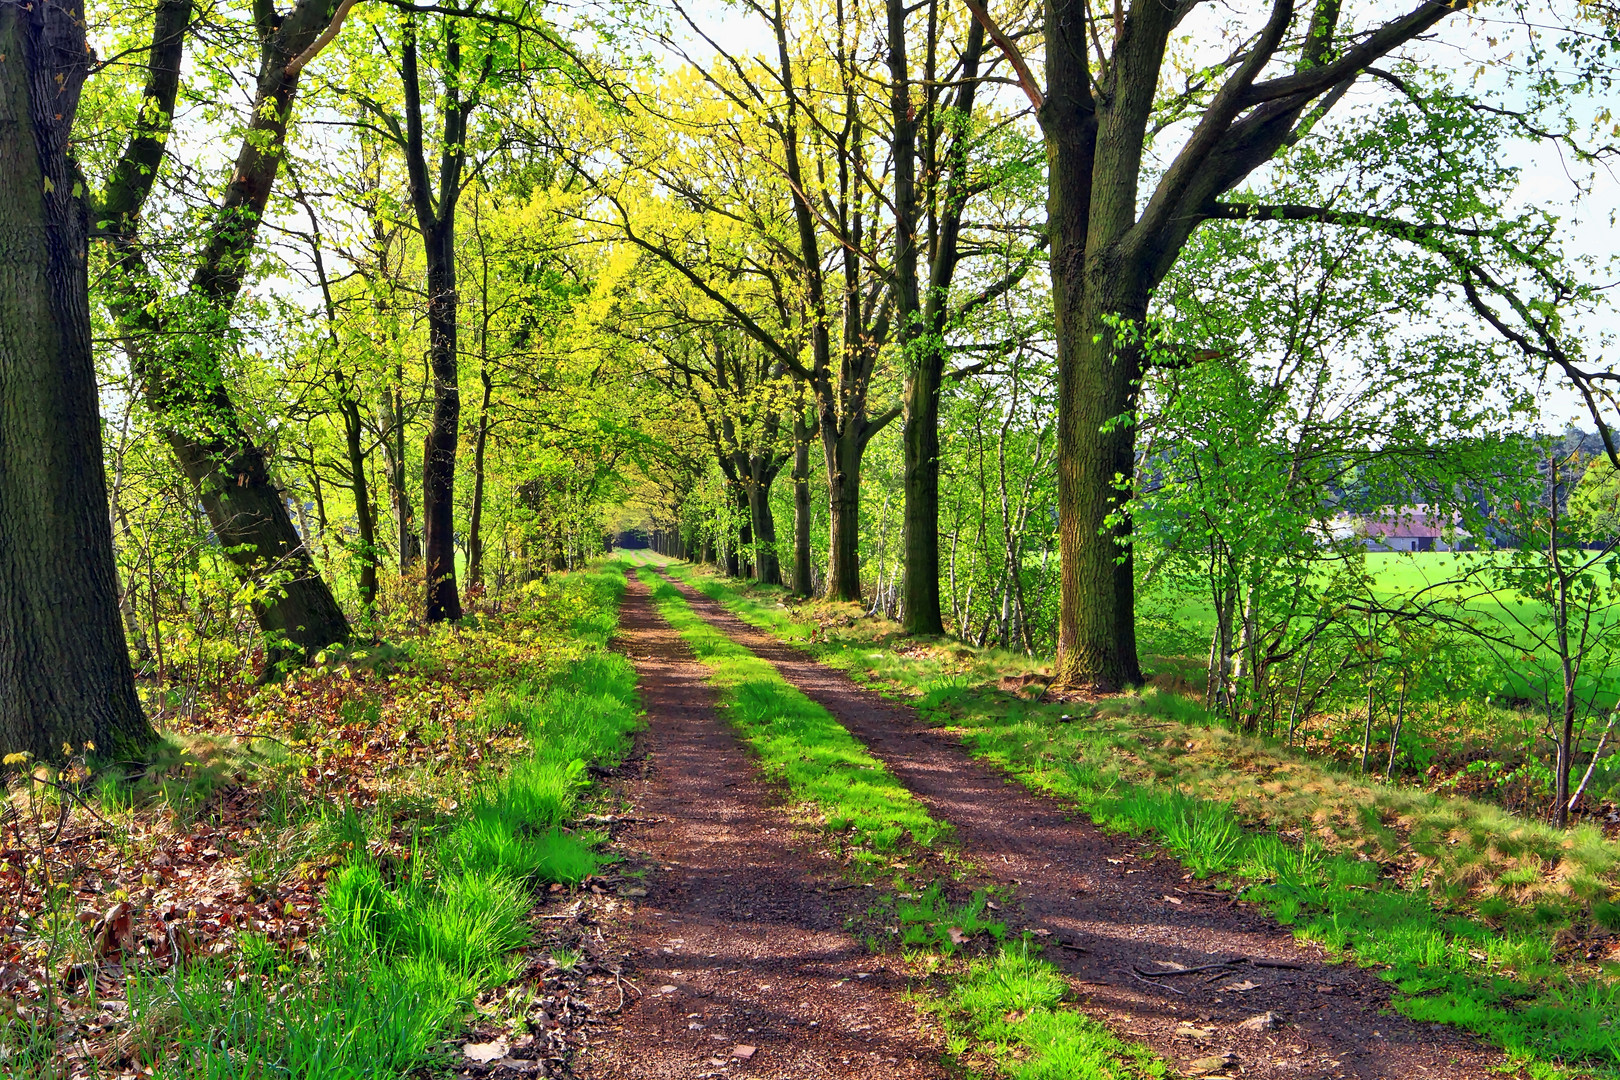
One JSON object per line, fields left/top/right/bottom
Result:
{"left": 1131, "top": 969, "right": 1186, "bottom": 994}
{"left": 1133, "top": 960, "right": 1245, "bottom": 977}
{"left": 232, "top": 732, "right": 292, "bottom": 750}
{"left": 29, "top": 775, "right": 115, "bottom": 834}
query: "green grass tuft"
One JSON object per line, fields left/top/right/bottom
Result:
{"left": 938, "top": 939, "right": 1168, "bottom": 1079}
{"left": 106, "top": 560, "right": 643, "bottom": 1079}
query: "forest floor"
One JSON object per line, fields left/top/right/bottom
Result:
{"left": 578, "top": 564, "right": 1508, "bottom": 1080}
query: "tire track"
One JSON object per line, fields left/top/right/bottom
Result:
{"left": 657, "top": 568, "right": 1507, "bottom": 1080}
{"left": 577, "top": 575, "right": 952, "bottom": 1080}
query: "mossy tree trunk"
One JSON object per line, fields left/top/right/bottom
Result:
{"left": 969, "top": 0, "right": 1461, "bottom": 689}
{"left": 98, "top": 0, "right": 353, "bottom": 664}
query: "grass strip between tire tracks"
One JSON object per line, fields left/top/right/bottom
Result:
{"left": 634, "top": 562, "right": 1168, "bottom": 1080}
{"left": 98, "top": 562, "right": 642, "bottom": 1078}
{"left": 665, "top": 559, "right": 1620, "bottom": 1080}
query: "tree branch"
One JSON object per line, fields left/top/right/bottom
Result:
{"left": 958, "top": 0, "right": 1043, "bottom": 109}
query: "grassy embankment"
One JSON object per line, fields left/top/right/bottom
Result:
{"left": 629, "top": 559, "right": 1168, "bottom": 1080}
{"left": 664, "top": 557, "right": 1620, "bottom": 1080}
{"left": 3, "top": 562, "right": 639, "bottom": 1078}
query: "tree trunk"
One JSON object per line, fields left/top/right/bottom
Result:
{"left": 902, "top": 353, "right": 944, "bottom": 632}
{"left": 399, "top": 17, "right": 472, "bottom": 622}
{"left": 1052, "top": 283, "right": 1145, "bottom": 689}
{"left": 421, "top": 221, "right": 462, "bottom": 621}
{"left": 0, "top": 0, "right": 152, "bottom": 761}
{"left": 749, "top": 469, "right": 782, "bottom": 586}
{"left": 98, "top": 0, "right": 351, "bottom": 663}
{"left": 108, "top": 408, "right": 153, "bottom": 664}
{"left": 792, "top": 409, "right": 814, "bottom": 597}
{"left": 886, "top": 0, "right": 944, "bottom": 635}
{"left": 341, "top": 395, "right": 378, "bottom": 610}
{"left": 382, "top": 379, "right": 420, "bottom": 567}
{"left": 467, "top": 366, "right": 492, "bottom": 588}
{"left": 823, "top": 420, "right": 865, "bottom": 602}
{"left": 1041, "top": 6, "right": 1138, "bottom": 688}
{"left": 735, "top": 483, "right": 754, "bottom": 578}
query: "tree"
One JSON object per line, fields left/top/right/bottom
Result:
{"left": 887, "top": 6, "right": 1041, "bottom": 635}
{"left": 969, "top": 0, "right": 1474, "bottom": 688}
{"left": 1135, "top": 200, "right": 1514, "bottom": 728}
{"left": 95, "top": 0, "right": 354, "bottom": 663}
{"left": 597, "top": 0, "right": 1037, "bottom": 606}
{"left": 1, "top": 0, "right": 152, "bottom": 761}
{"left": 1473, "top": 448, "right": 1620, "bottom": 827}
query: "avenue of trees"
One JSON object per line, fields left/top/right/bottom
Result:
{"left": 5, "top": 0, "right": 1620, "bottom": 816}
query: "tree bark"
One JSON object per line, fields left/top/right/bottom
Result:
{"left": 400, "top": 17, "right": 472, "bottom": 622}
{"left": 341, "top": 394, "right": 378, "bottom": 610}
{"left": 381, "top": 378, "right": 420, "bottom": 567}
{"left": 0, "top": 0, "right": 152, "bottom": 762}
{"left": 467, "top": 366, "right": 493, "bottom": 588}
{"left": 886, "top": 0, "right": 941, "bottom": 632}
{"left": 792, "top": 407, "right": 814, "bottom": 596}
{"left": 748, "top": 467, "right": 782, "bottom": 586}
{"left": 1051, "top": 285, "right": 1147, "bottom": 688}
{"left": 824, "top": 418, "right": 864, "bottom": 602}
{"left": 734, "top": 481, "right": 754, "bottom": 578}
{"left": 421, "top": 238, "right": 462, "bottom": 620}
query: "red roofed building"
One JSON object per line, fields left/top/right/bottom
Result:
{"left": 1356, "top": 505, "right": 1468, "bottom": 552}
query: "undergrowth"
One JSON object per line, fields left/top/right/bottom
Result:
{"left": 1, "top": 562, "right": 639, "bottom": 1078}
{"left": 633, "top": 560, "right": 1164, "bottom": 1080}
{"left": 667, "top": 558, "right": 1620, "bottom": 1080}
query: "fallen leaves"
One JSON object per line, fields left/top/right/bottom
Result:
{"left": 1184, "top": 1050, "right": 1238, "bottom": 1076}
{"left": 89, "top": 901, "right": 134, "bottom": 960}
{"left": 0, "top": 588, "right": 599, "bottom": 1073}
{"left": 464, "top": 1038, "right": 509, "bottom": 1063}
{"left": 1237, "top": 1011, "right": 1283, "bottom": 1032}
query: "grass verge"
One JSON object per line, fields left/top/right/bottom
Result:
{"left": 633, "top": 562, "right": 1164, "bottom": 1079}
{"left": 664, "top": 558, "right": 1620, "bottom": 1080}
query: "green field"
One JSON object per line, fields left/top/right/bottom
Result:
{"left": 1147, "top": 550, "right": 1619, "bottom": 658}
